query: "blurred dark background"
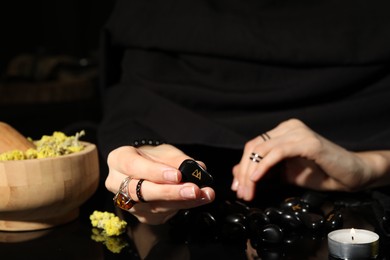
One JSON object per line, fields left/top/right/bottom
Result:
{"left": 0, "top": 0, "right": 116, "bottom": 141}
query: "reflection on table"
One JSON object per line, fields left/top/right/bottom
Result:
{"left": 1, "top": 184, "right": 390, "bottom": 260}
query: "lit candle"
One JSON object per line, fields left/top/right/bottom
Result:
{"left": 328, "top": 228, "right": 379, "bottom": 259}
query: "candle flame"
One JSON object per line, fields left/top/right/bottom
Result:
{"left": 350, "top": 228, "right": 355, "bottom": 241}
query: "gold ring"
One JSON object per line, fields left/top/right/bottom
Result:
{"left": 113, "top": 176, "right": 137, "bottom": 210}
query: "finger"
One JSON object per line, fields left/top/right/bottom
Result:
{"left": 108, "top": 146, "right": 182, "bottom": 184}
{"left": 250, "top": 139, "right": 301, "bottom": 182}
{"left": 231, "top": 164, "right": 240, "bottom": 191}
{"left": 129, "top": 188, "right": 215, "bottom": 224}
{"left": 236, "top": 152, "right": 260, "bottom": 200}
{"left": 232, "top": 135, "right": 268, "bottom": 191}
{"left": 128, "top": 178, "right": 215, "bottom": 202}
{"left": 235, "top": 136, "right": 271, "bottom": 200}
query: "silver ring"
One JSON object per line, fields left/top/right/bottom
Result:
{"left": 250, "top": 152, "right": 263, "bottom": 163}
{"left": 113, "top": 176, "right": 137, "bottom": 210}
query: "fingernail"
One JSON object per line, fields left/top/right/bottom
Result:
{"left": 201, "top": 190, "right": 212, "bottom": 201}
{"left": 163, "top": 169, "right": 179, "bottom": 182}
{"left": 180, "top": 186, "right": 196, "bottom": 199}
{"left": 231, "top": 179, "right": 239, "bottom": 191}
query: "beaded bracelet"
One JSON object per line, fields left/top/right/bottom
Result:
{"left": 131, "top": 139, "right": 165, "bottom": 148}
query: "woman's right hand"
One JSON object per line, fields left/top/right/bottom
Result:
{"left": 105, "top": 144, "right": 215, "bottom": 225}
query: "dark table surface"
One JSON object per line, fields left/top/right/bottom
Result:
{"left": 1, "top": 180, "right": 390, "bottom": 260}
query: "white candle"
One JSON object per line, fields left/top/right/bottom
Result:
{"left": 328, "top": 228, "right": 379, "bottom": 259}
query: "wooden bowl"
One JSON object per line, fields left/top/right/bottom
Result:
{"left": 0, "top": 142, "right": 99, "bottom": 231}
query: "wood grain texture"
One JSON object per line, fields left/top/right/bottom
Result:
{"left": 0, "top": 142, "right": 99, "bottom": 231}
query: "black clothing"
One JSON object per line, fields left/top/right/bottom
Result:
{"left": 98, "top": 0, "right": 390, "bottom": 159}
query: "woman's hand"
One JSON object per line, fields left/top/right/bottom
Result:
{"left": 232, "top": 118, "right": 390, "bottom": 201}
{"left": 105, "top": 144, "right": 215, "bottom": 224}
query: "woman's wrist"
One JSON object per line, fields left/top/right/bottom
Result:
{"left": 356, "top": 151, "right": 390, "bottom": 189}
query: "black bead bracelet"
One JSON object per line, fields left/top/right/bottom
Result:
{"left": 132, "top": 139, "right": 165, "bottom": 148}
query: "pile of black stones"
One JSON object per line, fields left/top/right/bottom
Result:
{"left": 169, "top": 191, "right": 344, "bottom": 258}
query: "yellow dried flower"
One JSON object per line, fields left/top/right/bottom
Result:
{"left": 89, "top": 210, "right": 127, "bottom": 236}
{"left": 89, "top": 210, "right": 128, "bottom": 253}
{"left": 0, "top": 130, "right": 85, "bottom": 161}
{"left": 0, "top": 150, "right": 25, "bottom": 161}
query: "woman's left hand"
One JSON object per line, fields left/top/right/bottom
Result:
{"left": 232, "top": 118, "right": 390, "bottom": 201}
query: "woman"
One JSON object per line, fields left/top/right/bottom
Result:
{"left": 98, "top": 0, "right": 390, "bottom": 225}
